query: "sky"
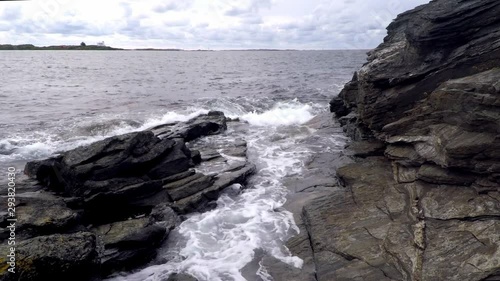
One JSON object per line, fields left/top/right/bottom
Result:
{"left": 0, "top": 0, "right": 430, "bottom": 50}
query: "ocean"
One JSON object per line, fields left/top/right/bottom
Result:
{"left": 1, "top": 50, "right": 366, "bottom": 280}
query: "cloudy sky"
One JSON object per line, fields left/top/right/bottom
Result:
{"left": 0, "top": 0, "right": 429, "bottom": 49}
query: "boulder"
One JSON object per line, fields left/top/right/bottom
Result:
{"left": 0, "top": 192, "right": 81, "bottom": 240}
{"left": 24, "top": 132, "right": 193, "bottom": 197}
{"left": 23, "top": 131, "right": 195, "bottom": 224}
{"left": 0, "top": 232, "right": 99, "bottom": 281}
{"left": 23, "top": 157, "right": 63, "bottom": 191}
{"left": 92, "top": 218, "right": 166, "bottom": 275}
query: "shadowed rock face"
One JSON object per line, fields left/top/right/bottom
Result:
{"left": 332, "top": 0, "right": 500, "bottom": 138}
{"left": 318, "top": 0, "right": 500, "bottom": 281}
{"left": 1, "top": 112, "right": 255, "bottom": 280}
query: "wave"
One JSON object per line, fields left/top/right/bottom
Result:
{"left": 240, "top": 100, "right": 314, "bottom": 126}
{"left": 0, "top": 98, "right": 322, "bottom": 165}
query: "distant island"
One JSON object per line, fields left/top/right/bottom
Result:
{"left": 0, "top": 44, "right": 304, "bottom": 51}
{"left": 0, "top": 44, "right": 122, "bottom": 50}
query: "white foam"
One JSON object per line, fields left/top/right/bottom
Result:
{"left": 241, "top": 100, "right": 315, "bottom": 127}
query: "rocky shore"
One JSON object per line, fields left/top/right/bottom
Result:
{"left": 0, "top": 112, "right": 255, "bottom": 280}
{"left": 1, "top": 0, "right": 499, "bottom": 280}
{"left": 288, "top": 0, "right": 500, "bottom": 280}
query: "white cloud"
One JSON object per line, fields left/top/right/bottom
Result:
{"left": 0, "top": 0, "right": 430, "bottom": 49}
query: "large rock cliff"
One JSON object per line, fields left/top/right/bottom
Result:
{"left": 307, "top": 0, "right": 500, "bottom": 280}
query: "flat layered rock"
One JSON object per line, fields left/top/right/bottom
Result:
{"left": 346, "top": 140, "right": 385, "bottom": 158}
{"left": 0, "top": 191, "right": 81, "bottom": 240}
{"left": 423, "top": 219, "right": 500, "bottom": 281}
{"left": 173, "top": 163, "right": 256, "bottom": 214}
{"left": 93, "top": 218, "right": 167, "bottom": 274}
{"left": 301, "top": 157, "right": 500, "bottom": 281}
{"left": 0, "top": 232, "right": 99, "bottom": 281}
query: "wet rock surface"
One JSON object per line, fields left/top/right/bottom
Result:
{"left": 321, "top": 0, "right": 500, "bottom": 280}
{"left": 0, "top": 112, "right": 255, "bottom": 280}
{"left": 0, "top": 232, "right": 100, "bottom": 281}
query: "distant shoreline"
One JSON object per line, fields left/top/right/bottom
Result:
{"left": 0, "top": 44, "right": 295, "bottom": 51}
{"left": 0, "top": 44, "right": 121, "bottom": 50}
{"left": 0, "top": 44, "right": 366, "bottom": 51}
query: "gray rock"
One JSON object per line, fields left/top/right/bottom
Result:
{"left": 24, "top": 132, "right": 193, "bottom": 197}
{"left": 166, "top": 273, "right": 197, "bottom": 281}
{"left": 385, "top": 144, "right": 425, "bottom": 166}
{"left": 63, "top": 132, "right": 177, "bottom": 182}
{"left": 152, "top": 111, "right": 227, "bottom": 141}
{"left": 420, "top": 184, "right": 500, "bottom": 220}
{"left": 164, "top": 173, "right": 214, "bottom": 201}
{"left": 417, "top": 164, "right": 476, "bottom": 186}
{"left": 173, "top": 163, "right": 256, "bottom": 214}
{"left": 0, "top": 232, "right": 99, "bottom": 281}
{"left": 83, "top": 179, "right": 164, "bottom": 224}
{"left": 93, "top": 218, "right": 166, "bottom": 275}
{"left": 260, "top": 256, "right": 315, "bottom": 281}
{"left": 23, "top": 157, "right": 64, "bottom": 191}
{"left": 347, "top": 140, "right": 386, "bottom": 158}
{"left": 324, "top": 2, "right": 500, "bottom": 280}
{"left": 423, "top": 219, "right": 500, "bottom": 281}
{"left": 0, "top": 191, "right": 81, "bottom": 240}
{"left": 330, "top": 72, "right": 358, "bottom": 118}
{"left": 18, "top": 112, "right": 244, "bottom": 279}
{"left": 146, "top": 138, "right": 193, "bottom": 180}
{"left": 149, "top": 204, "right": 181, "bottom": 230}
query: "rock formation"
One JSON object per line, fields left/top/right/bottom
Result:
{"left": 1, "top": 0, "right": 499, "bottom": 280}
{"left": 0, "top": 112, "right": 255, "bottom": 280}
{"left": 310, "top": 0, "right": 500, "bottom": 280}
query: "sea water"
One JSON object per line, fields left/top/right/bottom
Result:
{"left": 0, "top": 50, "right": 366, "bottom": 280}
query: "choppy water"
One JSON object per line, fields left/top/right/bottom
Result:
{"left": 0, "top": 50, "right": 366, "bottom": 280}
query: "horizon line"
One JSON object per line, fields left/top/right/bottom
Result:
{"left": 0, "top": 43, "right": 372, "bottom": 51}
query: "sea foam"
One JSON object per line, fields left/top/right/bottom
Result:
{"left": 241, "top": 100, "right": 314, "bottom": 126}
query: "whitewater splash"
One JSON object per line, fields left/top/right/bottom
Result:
{"left": 0, "top": 99, "right": 316, "bottom": 164}
{"left": 240, "top": 102, "right": 314, "bottom": 127}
